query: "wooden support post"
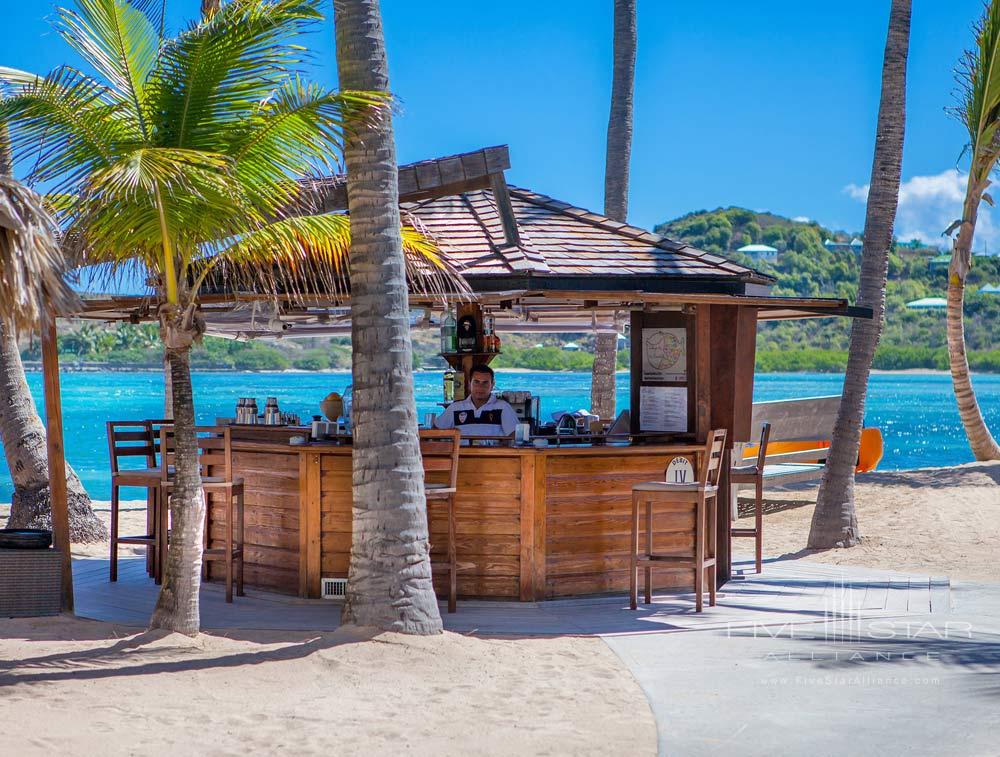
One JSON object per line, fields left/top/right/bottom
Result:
{"left": 519, "top": 454, "right": 536, "bottom": 601}
{"left": 41, "top": 316, "right": 73, "bottom": 612}
{"left": 694, "top": 305, "right": 712, "bottom": 442}
{"left": 489, "top": 172, "right": 522, "bottom": 248}
{"left": 298, "top": 452, "right": 322, "bottom": 598}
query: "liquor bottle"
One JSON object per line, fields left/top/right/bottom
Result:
{"left": 440, "top": 309, "right": 457, "bottom": 354}
{"left": 443, "top": 369, "right": 455, "bottom": 402}
{"left": 482, "top": 315, "right": 496, "bottom": 353}
{"left": 456, "top": 313, "right": 478, "bottom": 353}
{"left": 454, "top": 372, "right": 466, "bottom": 401}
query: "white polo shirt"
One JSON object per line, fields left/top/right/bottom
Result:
{"left": 434, "top": 395, "right": 519, "bottom": 437}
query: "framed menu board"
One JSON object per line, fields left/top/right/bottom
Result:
{"left": 629, "top": 310, "right": 693, "bottom": 437}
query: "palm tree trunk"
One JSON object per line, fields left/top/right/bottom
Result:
{"left": 149, "top": 343, "right": 204, "bottom": 635}
{"left": 947, "top": 183, "right": 1000, "bottom": 459}
{"left": 590, "top": 332, "right": 618, "bottom": 420}
{"left": 334, "top": 0, "right": 442, "bottom": 634}
{"left": 810, "top": 0, "right": 911, "bottom": 549}
{"left": 0, "top": 318, "right": 107, "bottom": 542}
{"left": 591, "top": 0, "right": 636, "bottom": 420}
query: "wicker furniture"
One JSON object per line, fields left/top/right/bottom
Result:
{"left": 0, "top": 547, "right": 62, "bottom": 617}
{"left": 629, "top": 429, "right": 727, "bottom": 612}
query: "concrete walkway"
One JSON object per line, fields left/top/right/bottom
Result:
{"left": 604, "top": 558, "right": 1000, "bottom": 757}
{"left": 73, "top": 555, "right": 1000, "bottom": 756}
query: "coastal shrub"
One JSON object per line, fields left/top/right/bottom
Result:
{"left": 293, "top": 350, "right": 332, "bottom": 371}
{"left": 755, "top": 348, "right": 848, "bottom": 373}
{"left": 493, "top": 346, "right": 595, "bottom": 372}
{"left": 231, "top": 344, "right": 289, "bottom": 371}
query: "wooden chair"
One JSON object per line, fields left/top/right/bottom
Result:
{"left": 730, "top": 422, "right": 771, "bottom": 574}
{"left": 107, "top": 421, "right": 169, "bottom": 582}
{"left": 420, "top": 429, "right": 460, "bottom": 613}
{"left": 159, "top": 426, "right": 245, "bottom": 602}
{"left": 629, "top": 429, "right": 727, "bottom": 612}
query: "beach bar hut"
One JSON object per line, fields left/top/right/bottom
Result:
{"left": 59, "top": 146, "right": 867, "bottom": 605}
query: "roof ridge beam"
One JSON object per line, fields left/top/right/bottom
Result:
{"left": 293, "top": 145, "right": 511, "bottom": 214}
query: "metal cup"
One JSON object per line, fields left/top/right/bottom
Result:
{"left": 424, "top": 412, "right": 437, "bottom": 428}
{"left": 515, "top": 423, "right": 530, "bottom": 444}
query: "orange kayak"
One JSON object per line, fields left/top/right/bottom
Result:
{"left": 741, "top": 427, "right": 883, "bottom": 473}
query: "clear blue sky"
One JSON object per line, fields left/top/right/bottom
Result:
{"left": 2, "top": 0, "right": 989, "bottom": 245}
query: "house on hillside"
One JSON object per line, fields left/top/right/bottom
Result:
{"left": 980, "top": 283, "right": 1000, "bottom": 295}
{"left": 929, "top": 254, "right": 951, "bottom": 271}
{"left": 737, "top": 243, "right": 778, "bottom": 263}
{"left": 906, "top": 297, "right": 947, "bottom": 310}
{"left": 823, "top": 237, "right": 863, "bottom": 254}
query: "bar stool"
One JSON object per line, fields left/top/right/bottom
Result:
{"left": 629, "top": 429, "right": 727, "bottom": 612}
{"left": 730, "top": 423, "right": 771, "bottom": 574}
{"left": 159, "top": 426, "right": 245, "bottom": 602}
{"left": 420, "top": 429, "right": 460, "bottom": 613}
{"left": 107, "top": 421, "right": 169, "bottom": 582}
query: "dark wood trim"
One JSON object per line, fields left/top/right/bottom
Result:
{"left": 694, "top": 305, "right": 712, "bottom": 442}
{"left": 489, "top": 173, "right": 522, "bottom": 248}
{"left": 42, "top": 316, "right": 73, "bottom": 612}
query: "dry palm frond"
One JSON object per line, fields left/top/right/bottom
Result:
{"left": 0, "top": 175, "right": 79, "bottom": 330}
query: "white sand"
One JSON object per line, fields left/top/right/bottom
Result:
{"left": 0, "top": 616, "right": 655, "bottom": 756}
{"left": 734, "top": 461, "right": 1000, "bottom": 581}
{"left": 1, "top": 502, "right": 656, "bottom": 756}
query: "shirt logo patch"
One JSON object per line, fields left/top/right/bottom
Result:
{"left": 458, "top": 412, "right": 468, "bottom": 423}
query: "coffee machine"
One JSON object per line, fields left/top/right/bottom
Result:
{"left": 499, "top": 391, "right": 541, "bottom": 432}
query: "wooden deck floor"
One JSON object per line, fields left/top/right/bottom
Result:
{"left": 73, "top": 554, "right": 951, "bottom": 636}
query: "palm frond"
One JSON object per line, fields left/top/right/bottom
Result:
{"left": 149, "top": 0, "right": 324, "bottom": 151}
{"left": 955, "top": 1, "right": 1000, "bottom": 180}
{"left": 226, "top": 80, "right": 389, "bottom": 214}
{"left": 0, "top": 65, "right": 132, "bottom": 194}
{"left": 70, "top": 147, "right": 251, "bottom": 270}
{"left": 195, "top": 213, "right": 469, "bottom": 301}
{"left": 0, "top": 176, "right": 79, "bottom": 329}
{"left": 55, "top": 0, "right": 161, "bottom": 138}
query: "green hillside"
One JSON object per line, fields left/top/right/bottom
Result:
{"left": 656, "top": 207, "right": 1000, "bottom": 371}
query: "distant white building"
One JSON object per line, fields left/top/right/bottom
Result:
{"left": 980, "top": 283, "right": 1000, "bottom": 295}
{"left": 737, "top": 243, "right": 778, "bottom": 263}
{"left": 906, "top": 297, "right": 947, "bottom": 310}
{"left": 824, "top": 237, "right": 863, "bottom": 253}
{"left": 563, "top": 342, "right": 581, "bottom": 352}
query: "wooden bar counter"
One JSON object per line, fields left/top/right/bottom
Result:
{"left": 211, "top": 430, "right": 706, "bottom": 602}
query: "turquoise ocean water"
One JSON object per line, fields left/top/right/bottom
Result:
{"left": 1, "top": 370, "right": 998, "bottom": 502}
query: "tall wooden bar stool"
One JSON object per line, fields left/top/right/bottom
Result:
{"left": 629, "top": 429, "right": 727, "bottom": 612}
{"left": 159, "top": 426, "right": 245, "bottom": 602}
{"left": 420, "top": 429, "right": 460, "bottom": 613}
{"left": 107, "top": 421, "right": 170, "bottom": 582}
{"left": 730, "top": 422, "right": 771, "bottom": 574}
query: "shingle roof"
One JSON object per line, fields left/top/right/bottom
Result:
{"left": 402, "top": 187, "right": 772, "bottom": 284}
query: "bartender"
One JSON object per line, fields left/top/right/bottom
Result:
{"left": 435, "top": 364, "right": 518, "bottom": 436}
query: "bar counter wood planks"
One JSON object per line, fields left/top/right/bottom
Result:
{"left": 207, "top": 430, "right": 710, "bottom": 602}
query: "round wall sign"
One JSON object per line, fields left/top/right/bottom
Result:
{"left": 665, "top": 456, "right": 695, "bottom": 484}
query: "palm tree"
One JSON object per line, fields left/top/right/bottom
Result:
{"left": 0, "top": 133, "right": 102, "bottom": 541}
{"left": 808, "top": 0, "right": 912, "bottom": 549}
{"left": 0, "top": 0, "right": 456, "bottom": 634}
{"left": 333, "top": 0, "right": 443, "bottom": 634}
{"left": 944, "top": 0, "right": 1000, "bottom": 460}
{"left": 591, "top": 0, "right": 636, "bottom": 421}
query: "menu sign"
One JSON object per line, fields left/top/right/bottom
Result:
{"left": 639, "top": 385, "right": 688, "bottom": 432}
{"left": 641, "top": 327, "right": 686, "bottom": 382}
